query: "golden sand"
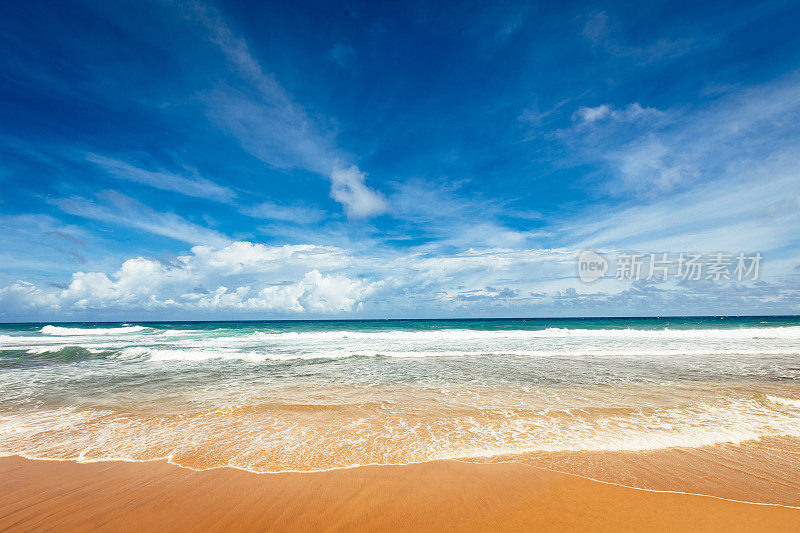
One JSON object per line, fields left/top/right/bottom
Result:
{"left": 1, "top": 454, "right": 798, "bottom": 532}
{"left": 468, "top": 436, "right": 800, "bottom": 507}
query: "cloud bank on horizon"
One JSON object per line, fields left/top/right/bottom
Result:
{"left": 1, "top": 0, "right": 799, "bottom": 320}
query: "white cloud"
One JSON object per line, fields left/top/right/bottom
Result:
{"left": 0, "top": 237, "right": 797, "bottom": 319}
{"left": 241, "top": 200, "right": 325, "bottom": 224}
{"left": 187, "top": 1, "right": 388, "bottom": 218}
{"left": 7, "top": 238, "right": 570, "bottom": 318}
{"left": 182, "top": 270, "right": 373, "bottom": 313}
{"left": 65, "top": 272, "right": 118, "bottom": 310}
{"left": 52, "top": 191, "right": 230, "bottom": 247}
{"left": 86, "top": 153, "right": 236, "bottom": 203}
{"left": 613, "top": 138, "right": 696, "bottom": 191}
{"left": 574, "top": 104, "right": 611, "bottom": 122}
{"left": 388, "top": 179, "right": 542, "bottom": 249}
{"left": 564, "top": 163, "right": 800, "bottom": 255}
{"left": 330, "top": 165, "right": 388, "bottom": 218}
{"left": 0, "top": 282, "right": 59, "bottom": 313}
{"left": 573, "top": 103, "right": 661, "bottom": 124}
{"left": 203, "top": 88, "right": 338, "bottom": 175}
{"left": 560, "top": 74, "right": 800, "bottom": 195}
{"left": 0, "top": 242, "right": 377, "bottom": 316}
{"left": 188, "top": 241, "right": 347, "bottom": 274}
{"left": 293, "top": 270, "right": 373, "bottom": 313}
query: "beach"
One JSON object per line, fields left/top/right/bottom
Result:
{"left": 2, "top": 451, "right": 799, "bottom": 532}
{"left": 2, "top": 318, "right": 800, "bottom": 530}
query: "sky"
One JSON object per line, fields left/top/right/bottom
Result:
{"left": 1, "top": 0, "right": 800, "bottom": 320}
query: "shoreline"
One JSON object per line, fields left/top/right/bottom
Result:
{"left": 5, "top": 435, "right": 800, "bottom": 506}
{"left": 2, "top": 454, "right": 799, "bottom": 531}
{"left": 5, "top": 452, "right": 800, "bottom": 509}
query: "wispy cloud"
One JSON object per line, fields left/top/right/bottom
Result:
{"left": 51, "top": 191, "right": 230, "bottom": 247}
{"left": 0, "top": 214, "right": 92, "bottom": 275}
{"left": 563, "top": 167, "right": 800, "bottom": 255}
{"left": 572, "top": 103, "right": 662, "bottom": 124}
{"left": 87, "top": 153, "right": 236, "bottom": 203}
{"left": 558, "top": 73, "right": 800, "bottom": 195}
{"left": 240, "top": 200, "right": 326, "bottom": 224}
{"left": 582, "top": 10, "right": 702, "bottom": 63}
{"left": 185, "top": 1, "right": 386, "bottom": 217}
{"left": 202, "top": 88, "right": 338, "bottom": 175}
{"left": 388, "top": 179, "right": 544, "bottom": 250}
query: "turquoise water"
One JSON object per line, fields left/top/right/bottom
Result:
{"left": 5, "top": 315, "right": 799, "bottom": 334}
{"left": 1, "top": 316, "right": 800, "bottom": 471}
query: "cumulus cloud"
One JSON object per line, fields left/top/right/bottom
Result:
{"left": 330, "top": 165, "right": 388, "bottom": 218}
{"left": 184, "top": 270, "right": 373, "bottom": 313}
{"left": 0, "top": 242, "right": 377, "bottom": 317}
{"left": 0, "top": 282, "right": 59, "bottom": 314}
{"left": 0, "top": 239, "right": 569, "bottom": 318}
{"left": 0, "top": 237, "right": 797, "bottom": 320}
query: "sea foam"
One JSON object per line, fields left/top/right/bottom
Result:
{"left": 40, "top": 325, "right": 147, "bottom": 336}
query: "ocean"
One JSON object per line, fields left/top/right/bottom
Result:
{"left": 1, "top": 316, "right": 799, "bottom": 472}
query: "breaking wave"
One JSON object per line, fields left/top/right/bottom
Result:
{"left": 0, "top": 318, "right": 798, "bottom": 472}
{"left": 40, "top": 325, "right": 148, "bottom": 336}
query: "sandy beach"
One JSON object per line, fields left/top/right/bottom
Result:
{"left": 1, "top": 452, "right": 799, "bottom": 532}
{"left": 3, "top": 321, "right": 800, "bottom": 531}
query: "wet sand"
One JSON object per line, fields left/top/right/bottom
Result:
{"left": 1, "top": 454, "right": 798, "bottom": 532}
{"left": 469, "top": 436, "right": 800, "bottom": 507}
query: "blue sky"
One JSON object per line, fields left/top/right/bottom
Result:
{"left": 1, "top": 0, "right": 800, "bottom": 320}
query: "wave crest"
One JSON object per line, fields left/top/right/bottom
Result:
{"left": 41, "top": 325, "right": 147, "bottom": 336}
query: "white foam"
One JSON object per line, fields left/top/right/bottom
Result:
{"left": 25, "top": 345, "right": 77, "bottom": 354}
{"left": 0, "top": 396, "right": 798, "bottom": 473}
{"left": 0, "top": 324, "right": 795, "bottom": 360}
{"left": 148, "top": 325, "right": 800, "bottom": 359}
{"left": 157, "top": 329, "right": 207, "bottom": 337}
{"left": 126, "top": 347, "right": 267, "bottom": 363}
{"left": 768, "top": 395, "right": 800, "bottom": 408}
{"left": 244, "top": 326, "right": 800, "bottom": 342}
{"left": 41, "top": 325, "right": 147, "bottom": 336}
